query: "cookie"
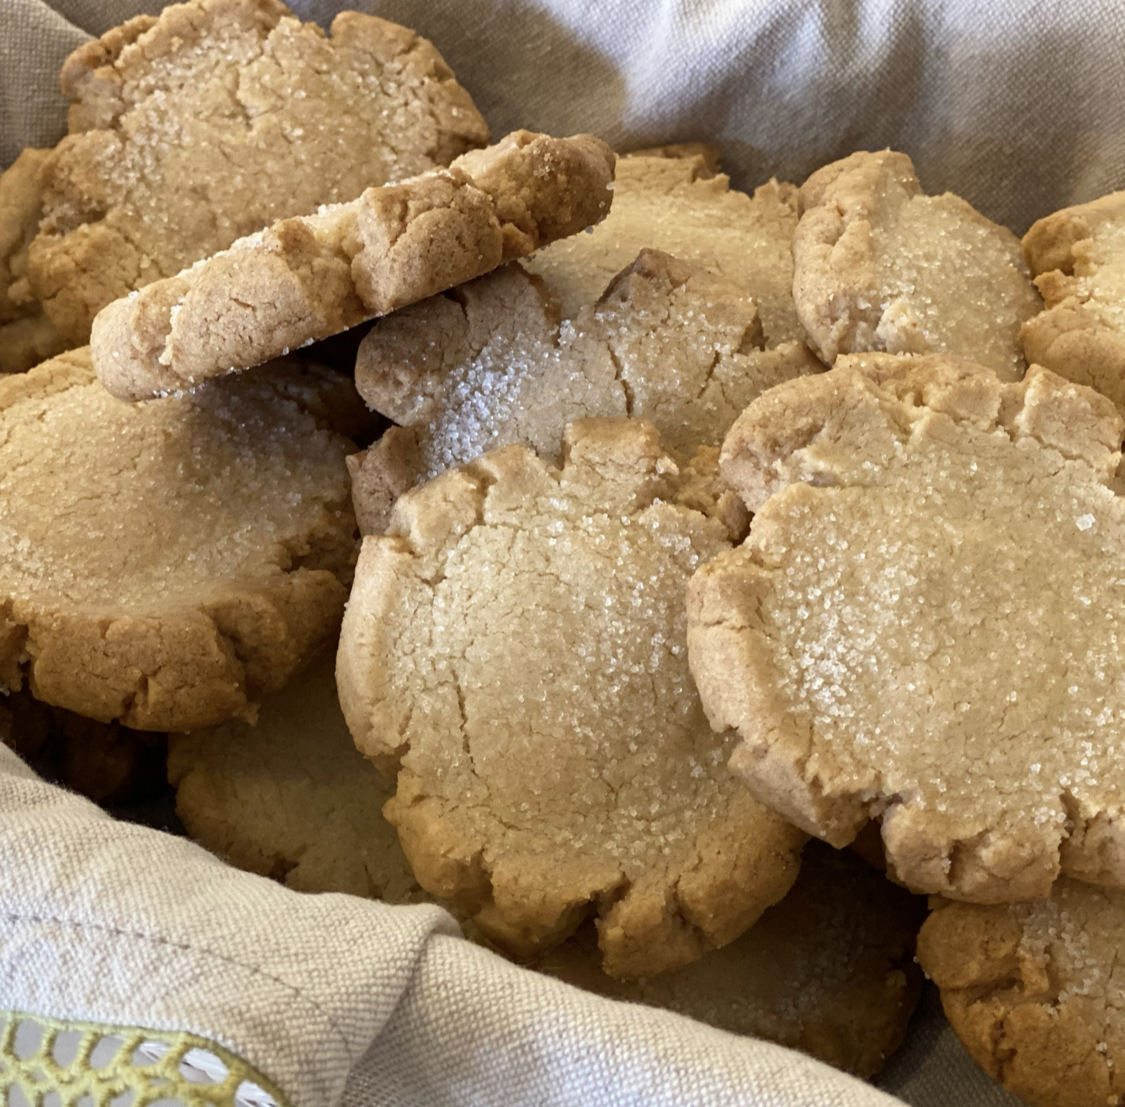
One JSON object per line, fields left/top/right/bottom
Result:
{"left": 688, "top": 353, "right": 1125, "bottom": 903}
{"left": 522, "top": 150, "right": 807, "bottom": 349}
{"left": 337, "top": 419, "right": 806, "bottom": 977}
{"left": 349, "top": 248, "right": 818, "bottom": 534}
{"left": 1022, "top": 191, "right": 1125, "bottom": 413}
{"left": 918, "top": 880, "right": 1125, "bottom": 1107}
{"left": 168, "top": 649, "right": 433, "bottom": 903}
{"left": 537, "top": 840, "right": 925, "bottom": 1078}
{"left": 792, "top": 150, "right": 1040, "bottom": 376}
{"left": 0, "top": 686, "right": 165, "bottom": 806}
{"left": 90, "top": 130, "right": 616, "bottom": 401}
{"left": 27, "top": 0, "right": 490, "bottom": 346}
{"left": 0, "top": 348, "right": 361, "bottom": 731}
{"left": 0, "top": 149, "right": 65, "bottom": 373}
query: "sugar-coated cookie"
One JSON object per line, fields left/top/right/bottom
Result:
{"left": 918, "top": 880, "right": 1125, "bottom": 1107}
{"left": 793, "top": 151, "right": 1039, "bottom": 375}
{"left": 0, "top": 149, "right": 65, "bottom": 373}
{"left": 688, "top": 353, "right": 1125, "bottom": 902}
{"left": 90, "top": 130, "right": 615, "bottom": 401}
{"left": 349, "top": 249, "right": 817, "bottom": 534}
{"left": 169, "top": 649, "right": 433, "bottom": 902}
{"left": 538, "top": 841, "right": 925, "bottom": 1078}
{"left": 1022, "top": 191, "right": 1125, "bottom": 413}
{"left": 28, "top": 0, "right": 490, "bottom": 346}
{"left": 338, "top": 419, "right": 805, "bottom": 977}
{"left": 524, "top": 151, "right": 807, "bottom": 348}
{"left": 0, "top": 348, "right": 360, "bottom": 730}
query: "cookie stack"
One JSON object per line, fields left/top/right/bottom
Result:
{"left": 7, "top": 4, "right": 1125, "bottom": 1104}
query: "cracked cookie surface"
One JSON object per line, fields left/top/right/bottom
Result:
{"left": 688, "top": 353, "right": 1125, "bottom": 903}
{"left": 27, "top": 0, "right": 490, "bottom": 347}
{"left": 169, "top": 649, "right": 434, "bottom": 903}
{"left": 1022, "top": 190, "right": 1125, "bottom": 414}
{"left": 523, "top": 151, "right": 807, "bottom": 349}
{"left": 0, "top": 348, "right": 358, "bottom": 730}
{"left": 90, "top": 130, "right": 615, "bottom": 401}
{"left": 792, "top": 150, "right": 1039, "bottom": 375}
{"left": 537, "top": 840, "right": 925, "bottom": 1078}
{"left": 918, "top": 879, "right": 1125, "bottom": 1107}
{"left": 0, "top": 149, "right": 65, "bottom": 373}
{"left": 337, "top": 418, "right": 805, "bottom": 977}
{"left": 349, "top": 248, "right": 817, "bottom": 534}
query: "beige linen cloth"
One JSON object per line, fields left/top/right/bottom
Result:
{"left": 3, "top": 1, "right": 1125, "bottom": 1104}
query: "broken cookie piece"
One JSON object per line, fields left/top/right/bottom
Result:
{"left": 90, "top": 130, "right": 616, "bottom": 401}
{"left": 338, "top": 418, "right": 805, "bottom": 977}
{"left": 689, "top": 353, "right": 1125, "bottom": 903}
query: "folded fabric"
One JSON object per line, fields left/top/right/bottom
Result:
{"left": 0, "top": 745, "right": 906, "bottom": 1106}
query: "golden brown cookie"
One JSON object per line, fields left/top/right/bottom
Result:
{"left": 792, "top": 151, "right": 1040, "bottom": 376}
{"left": 918, "top": 880, "right": 1125, "bottom": 1107}
{"left": 0, "top": 149, "right": 65, "bottom": 373}
{"left": 338, "top": 419, "right": 806, "bottom": 977}
{"left": 27, "top": 0, "right": 490, "bottom": 347}
{"left": 1022, "top": 191, "right": 1125, "bottom": 413}
{"left": 168, "top": 649, "right": 433, "bottom": 902}
{"left": 688, "top": 353, "right": 1125, "bottom": 903}
{"left": 523, "top": 151, "right": 808, "bottom": 350}
{"left": 349, "top": 248, "right": 817, "bottom": 534}
{"left": 0, "top": 348, "right": 361, "bottom": 731}
{"left": 90, "top": 130, "right": 616, "bottom": 401}
{"left": 537, "top": 840, "right": 926, "bottom": 1078}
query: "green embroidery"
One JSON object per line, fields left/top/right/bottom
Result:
{"left": 0, "top": 1011, "right": 289, "bottom": 1107}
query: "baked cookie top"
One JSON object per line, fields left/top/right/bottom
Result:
{"left": 89, "top": 130, "right": 616, "bottom": 401}
{"left": 27, "top": 0, "right": 490, "bottom": 345}
{"left": 792, "top": 150, "right": 1040, "bottom": 375}
{"left": 0, "top": 149, "right": 65, "bottom": 373}
{"left": 918, "top": 879, "right": 1125, "bottom": 1107}
{"left": 1022, "top": 190, "right": 1125, "bottom": 413}
{"left": 349, "top": 249, "right": 818, "bottom": 534}
{"left": 337, "top": 419, "right": 805, "bottom": 978}
{"left": 169, "top": 649, "right": 433, "bottom": 904}
{"left": 0, "top": 348, "right": 359, "bottom": 731}
{"left": 523, "top": 151, "right": 806, "bottom": 347}
{"left": 688, "top": 353, "right": 1125, "bottom": 903}
{"left": 537, "top": 841, "right": 925, "bottom": 1079}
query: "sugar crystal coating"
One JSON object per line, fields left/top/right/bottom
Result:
{"left": 919, "top": 879, "right": 1125, "bottom": 1107}
{"left": 793, "top": 151, "right": 1040, "bottom": 376}
{"left": 350, "top": 249, "right": 818, "bottom": 533}
{"left": 1022, "top": 190, "right": 1125, "bottom": 414}
{"left": 28, "top": 0, "right": 490, "bottom": 345}
{"left": 0, "top": 348, "right": 357, "bottom": 730}
{"left": 338, "top": 419, "right": 805, "bottom": 977}
{"left": 688, "top": 353, "right": 1125, "bottom": 903}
